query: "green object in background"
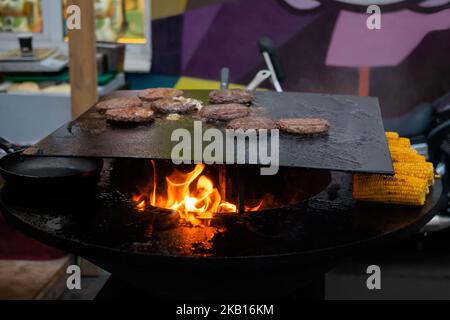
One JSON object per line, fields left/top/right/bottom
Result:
{"left": 125, "top": 73, "right": 180, "bottom": 90}
{"left": 124, "top": 10, "right": 145, "bottom": 38}
{"left": 5, "top": 70, "right": 69, "bottom": 83}
{"left": 4, "top": 71, "right": 117, "bottom": 86}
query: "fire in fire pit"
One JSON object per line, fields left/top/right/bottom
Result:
{"left": 132, "top": 161, "right": 264, "bottom": 223}
{"left": 119, "top": 160, "right": 332, "bottom": 226}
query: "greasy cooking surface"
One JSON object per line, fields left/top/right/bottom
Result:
{"left": 0, "top": 161, "right": 442, "bottom": 259}
{"left": 24, "top": 90, "right": 393, "bottom": 174}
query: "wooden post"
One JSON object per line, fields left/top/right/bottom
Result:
{"left": 68, "top": 0, "right": 98, "bottom": 119}
{"left": 358, "top": 66, "right": 370, "bottom": 97}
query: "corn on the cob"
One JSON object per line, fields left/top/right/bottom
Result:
{"left": 386, "top": 132, "right": 399, "bottom": 139}
{"left": 389, "top": 145, "right": 417, "bottom": 154}
{"left": 387, "top": 136, "right": 424, "bottom": 162}
{"left": 353, "top": 131, "right": 435, "bottom": 206}
{"left": 390, "top": 150, "right": 426, "bottom": 163}
{"left": 353, "top": 174, "right": 428, "bottom": 206}
{"left": 387, "top": 137, "right": 411, "bottom": 149}
{"left": 393, "top": 162, "right": 434, "bottom": 186}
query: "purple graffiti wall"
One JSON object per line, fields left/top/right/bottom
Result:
{"left": 151, "top": 0, "right": 450, "bottom": 117}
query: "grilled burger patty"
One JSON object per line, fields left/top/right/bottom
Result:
{"left": 278, "top": 118, "right": 330, "bottom": 135}
{"left": 95, "top": 96, "right": 142, "bottom": 113}
{"left": 105, "top": 107, "right": 155, "bottom": 123}
{"left": 227, "top": 117, "right": 278, "bottom": 130}
{"left": 209, "top": 89, "right": 255, "bottom": 105}
{"left": 151, "top": 97, "right": 199, "bottom": 114}
{"left": 138, "top": 88, "right": 184, "bottom": 102}
{"left": 200, "top": 104, "right": 250, "bottom": 121}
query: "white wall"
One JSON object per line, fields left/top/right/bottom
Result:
{"left": 0, "top": 93, "right": 71, "bottom": 145}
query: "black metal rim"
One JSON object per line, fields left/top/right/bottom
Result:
{"left": 0, "top": 180, "right": 444, "bottom": 267}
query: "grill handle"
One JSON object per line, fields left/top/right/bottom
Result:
{"left": 0, "top": 137, "right": 21, "bottom": 154}
{"left": 247, "top": 70, "right": 272, "bottom": 91}
{"left": 258, "top": 37, "right": 284, "bottom": 92}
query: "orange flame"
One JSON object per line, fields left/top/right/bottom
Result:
{"left": 133, "top": 162, "right": 263, "bottom": 222}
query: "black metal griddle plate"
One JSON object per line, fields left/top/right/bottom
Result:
{"left": 24, "top": 90, "right": 393, "bottom": 174}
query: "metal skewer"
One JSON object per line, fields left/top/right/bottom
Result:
{"left": 219, "top": 68, "right": 230, "bottom": 203}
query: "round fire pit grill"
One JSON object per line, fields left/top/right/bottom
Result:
{"left": 0, "top": 160, "right": 445, "bottom": 300}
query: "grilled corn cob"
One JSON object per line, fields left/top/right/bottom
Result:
{"left": 390, "top": 150, "right": 426, "bottom": 163}
{"left": 386, "top": 132, "right": 399, "bottom": 139}
{"left": 393, "top": 162, "right": 434, "bottom": 186}
{"left": 388, "top": 137, "right": 411, "bottom": 149}
{"left": 386, "top": 131, "right": 412, "bottom": 149}
{"left": 353, "top": 132, "right": 434, "bottom": 206}
{"left": 353, "top": 174, "right": 428, "bottom": 206}
{"left": 389, "top": 145, "right": 417, "bottom": 154}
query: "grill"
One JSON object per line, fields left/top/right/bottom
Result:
{"left": 1, "top": 90, "right": 444, "bottom": 300}
{"left": 0, "top": 162, "right": 443, "bottom": 299}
